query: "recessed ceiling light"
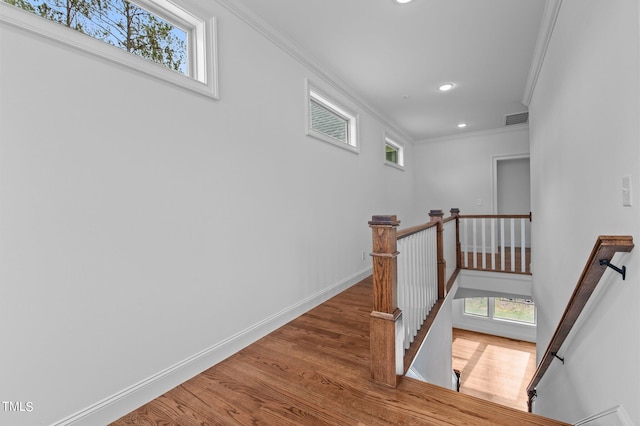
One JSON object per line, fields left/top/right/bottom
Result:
{"left": 439, "top": 83, "right": 454, "bottom": 92}
{"left": 457, "top": 123, "right": 467, "bottom": 128}
{"left": 395, "top": 0, "right": 413, "bottom": 4}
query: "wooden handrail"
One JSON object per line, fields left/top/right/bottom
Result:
{"left": 397, "top": 221, "right": 438, "bottom": 239}
{"left": 459, "top": 213, "right": 532, "bottom": 220}
{"left": 397, "top": 210, "right": 460, "bottom": 240}
{"left": 526, "top": 235, "right": 634, "bottom": 412}
{"left": 442, "top": 215, "right": 458, "bottom": 224}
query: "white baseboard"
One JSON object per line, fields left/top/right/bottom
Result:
{"left": 52, "top": 267, "right": 372, "bottom": 426}
{"left": 573, "top": 405, "right": 634, "bottom": 426}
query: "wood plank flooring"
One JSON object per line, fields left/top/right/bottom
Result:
{"left": 111, "top": 276, "right": 566, "bottom": 426}
{"left": 452, "top": 328, "right": 536, "bottom": 411}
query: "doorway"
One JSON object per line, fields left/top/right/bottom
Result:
{"left": 494, "top": 156, "right": 531, "bottom": 215}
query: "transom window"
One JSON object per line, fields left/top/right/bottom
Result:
{"left": 384, "top": 135, "right": 404, "bottom": 169}
{"left": 464, "top": 297, "right": 536, "bottom": 325}
{"left": 310, "top": 98, "right": 349, "bottom": 143}
{"left": 1, "top": 0, "right": 218, "bottom": 98}
{"left": 306, "top": 81, "right": 358, "bottom": 152}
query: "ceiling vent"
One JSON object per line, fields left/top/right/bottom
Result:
{"left": 505, "top": 111, "right": 529, "bottom": 126}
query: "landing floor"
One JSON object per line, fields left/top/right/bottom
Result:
{"left": 112, "top": 276, "right": 566, "bottom": 425}
{"left": 453, "top": 328, "right": 536, "bottom": 411}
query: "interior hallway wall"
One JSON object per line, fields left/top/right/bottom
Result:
{"left": 413, "top": 126, "right": 529, "bottom": 218}
{"left": 528, "top": 0, "right": 640, "bottom": 422}
{"left": 0, "top": 2, "right": 416, "bottom": 424}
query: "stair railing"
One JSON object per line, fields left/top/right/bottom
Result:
{"left": 526, "top": 235, "right": 634, "bottom": 412}
{"left": 458, "top": 213, "right": 532, "bottom": 274}
{"left": 368, "top": 209, "right": 534, "bottom": 387}
{"left": 369, "top": 209, "right": 459, "bottom": 387}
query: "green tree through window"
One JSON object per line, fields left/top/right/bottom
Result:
{"left": 4, "top": 0, "right": 187, "bottom": 73}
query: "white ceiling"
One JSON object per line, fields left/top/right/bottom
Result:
{"left": 229, "top": 0, "right": 546, "bottom": 142}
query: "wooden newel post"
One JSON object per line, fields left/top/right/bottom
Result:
{"left": 450, "top": 208, "right": 462, "bottom": 270}
{"left": 429, "top": 210, "right": 446, "bottom": 299}
{"left": 368, "top": 215, "right": 401, "bottom": 387}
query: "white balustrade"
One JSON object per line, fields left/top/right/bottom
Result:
{"left": 459, "top": 215, "right": 530, "bottom": 273}
{"left": 397, "top": 226, "right": 437, "bottom": 350}
{"left": 370, "top": 211, "right": 531, "bottom": 387}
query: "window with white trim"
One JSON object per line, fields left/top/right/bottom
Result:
{"left": 306, "top": 82, "right": 358, "bottom": 152}
{"left": 1, "top": 0, "right": 218, "bottom": 98}
{"left": 384, "top": 135, "right": 404, "bottom": 169}
{"left": 464, "top": 297, "right": 536, "bottom": 325}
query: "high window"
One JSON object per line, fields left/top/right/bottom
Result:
{"left": 464, "top": 297, "right": 536, "bottom": 325}
{"left": 384, "top": 135, "right": 404, "bottom": 169}
{"left": 1, "top": 0, "right": 218, "bottom": 98}
{"left": 306, "top": 81, "right": 359, "bottom": 152}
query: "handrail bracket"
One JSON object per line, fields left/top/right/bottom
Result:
{"left": 599, "top": 259, "right": 627, "bottom": 280}
{"left": 550, "top": 351, "right": 564, "bottom": 365}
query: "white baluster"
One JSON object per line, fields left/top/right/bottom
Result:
{"left": 491, "top": 218, "right": 496, "bottom": 270}
{"left": 431, "top": 227, "right": 437, "bottom": 308}
{"left": 414, "top": 233, "right": 420, "bottom": 340}
{"left": 420, "top": 232, "right": 425, "bottom": 322}
{"left": 510, "top": 218, "right": 516, "bottom": 272}
{"left": 481, "top": 218, "right": 486, "bottom": 269}
{"left": 409, "top": 235, "right": 415, "bottom": 346}
{"left": 463, "top": 219, "right": 469, "bottom": 268}
{"left": 521, "top": 218, "right": 526, "bottom": 273}
{"left": 397, "top": 238, "right": 406, "bottom": 349}
{"left": 472, "top": 219, "right": 477, "bottom": 269}
{"left": 500, "top": 218, "right": 505, "bottom": 270}
{"left": 420, "top": 233, "right": 425, "bottom": 320}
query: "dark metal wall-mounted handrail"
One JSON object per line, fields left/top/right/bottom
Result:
{"left": 526, "top": 235, "right": 634, "bottom": 412}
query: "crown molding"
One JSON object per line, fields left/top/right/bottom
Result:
{"left": 415, "top": 123, "right": 529, "bottom": 145}
{"left": 522, "top": 0, "right": 563, "bottom": 106}
{"left": 213, "top": 0, "right": 415, "bottom": 145}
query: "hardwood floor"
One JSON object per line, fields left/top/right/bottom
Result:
{"left": 452, "top": 328, "right": 536, "bottom": 411}
{"left": 112, "top": 276, "right": 566, "bottom": 426}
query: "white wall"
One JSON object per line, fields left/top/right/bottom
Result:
{"left": 528, "top": 0, "right": 640, "bottom": 423}
{"left": 407, "top": 282, "right": 456, "bottom": 388}
{"left": 0, "top": 3, "right": 416, "bottom": 425}
{"left": 413, "top": 126, "right": 529, "bottom": 216}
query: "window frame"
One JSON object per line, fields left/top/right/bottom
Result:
{"left": 384, "top": 134, "right": 405, "bottom": 170}
{"left": 463, "top": 297, "right": 489, "bottom": 318}
{"left": 463, "top": 296, "right": 536, "bottom": 326}
{"left": 0, "top": 0, "right": 218, "bottom": 99}
{"left": 305, "top": 80, "right": 359, "bottom": 153}
{"left": 493, "top": 296, "right": 536, "bottom": 324}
